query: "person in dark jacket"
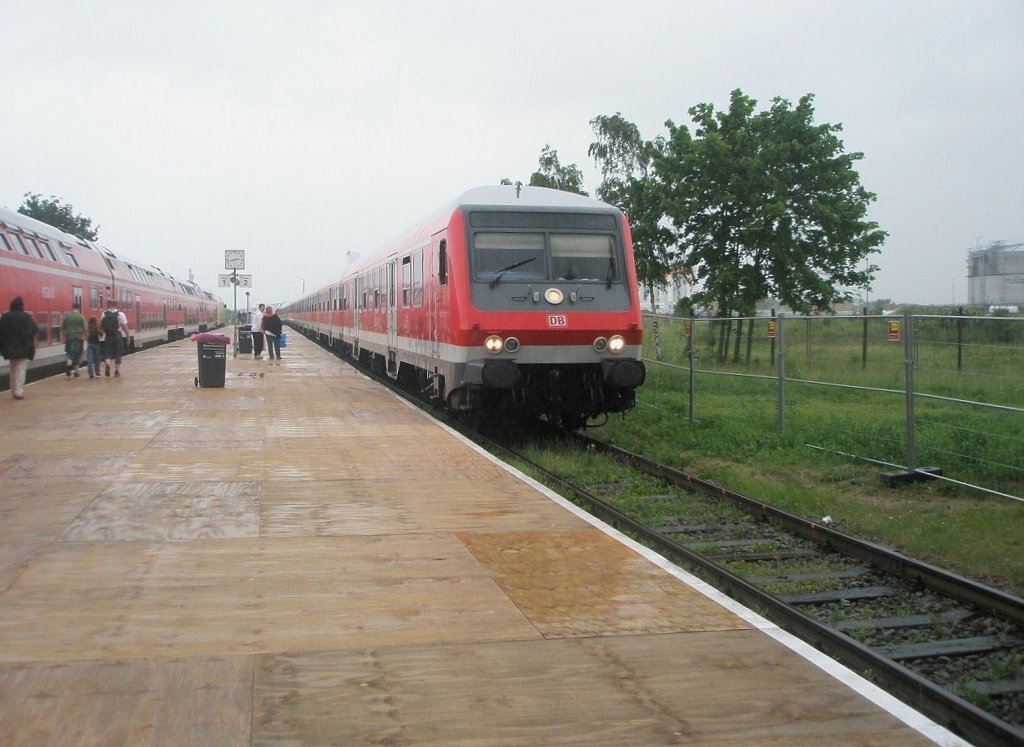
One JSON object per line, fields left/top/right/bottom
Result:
{"left": 263, "top": 306, "right": 283, "bottom": 361}
{"left": 0, "top": 296, "right": 40, "bottom": 399}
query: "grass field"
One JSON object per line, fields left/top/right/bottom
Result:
{"left": 596, "top": 315, "right": 1024, "bottom": 596}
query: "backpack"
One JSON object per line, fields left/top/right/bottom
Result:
{"left": 101, "top": 310, "right": 120, "bottom": 337}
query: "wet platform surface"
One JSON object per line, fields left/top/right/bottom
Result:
{"left": 0, "top": 333, "right": 961, "bottom": 745}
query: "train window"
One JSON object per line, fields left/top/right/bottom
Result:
{"left": 56, "top": 245, "right": 72, "bottom": 265}
{"left": 402, "top": 257, "right": 411, "bottom": 307}
{"left": 26, "top": 237, "right": 45, "bottom": 259}
{"left": 413, "top": 251, "right": 423, "bottom": 307}
{"left": 439, "top": 240, "right": 448, "bottom": 286}
{"left": 39, "top": 240, "right": 58, "bottom": 262}
{"left": 473, "top": 233, "right": 545, "bottom": 282}
{"left": 550, "top": 234, "right": 618, "bottom": 282}
{"left": 13, "top": 234, "right": 31, "bottom": 256}
{"left": 34, "top": 313, "right": 47, "bottom": 343}
{"left": 0, "top": 233, "right": 13, "bottom": 251}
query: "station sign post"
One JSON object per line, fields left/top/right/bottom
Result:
{"left": 223, "top": 250, "right": 247, "bottom": 358}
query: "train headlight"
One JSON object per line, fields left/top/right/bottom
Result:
{"left": 484, "top": 335, "right": 504, "bottom": 353}
{"left": 504, "top": 336, "right": 520, "bottom": 353}
{"left": 593, "top": 337, "right": 608, "bottom": 353}
{"left": 544, "top": 288, "right": 563, "bottom": 305}
{"left": 608, "top": 335, "right": 625, "bottom": 353}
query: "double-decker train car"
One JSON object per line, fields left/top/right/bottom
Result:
{"left": 0, "top": 206, "right": 222, "bottom": 382}
{"left": 282, "top": 185, "right": 646, "bottom": 427}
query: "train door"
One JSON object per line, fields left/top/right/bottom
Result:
{"left": 133, "top": 294, "right": 141, "bottom": 347}
{"left": 386, "top": 259, "right": 398, "bottom": 375}
{"left": 352, "top": 276, "right": 361, "bottom": 358}
{"left": 429, "top": 234, "right": 446, "bottom": 360}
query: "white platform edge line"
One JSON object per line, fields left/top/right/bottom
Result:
{"left": 388, "top": 391, "right": 970, "bottom": 747}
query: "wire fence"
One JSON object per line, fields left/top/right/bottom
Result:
{"left": 643, "top": 311, "right": 1024, "bottom": 502}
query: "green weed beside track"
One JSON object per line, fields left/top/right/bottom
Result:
{"left": 593, "top": 359, "right": 1024, "bottom": 597}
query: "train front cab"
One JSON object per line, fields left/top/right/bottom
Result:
{"left": 443, "top": 203, "right": 645, "bottom": 427}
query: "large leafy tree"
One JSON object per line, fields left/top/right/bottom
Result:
{"left": 589, "top": 114, "right": 677, "bottom": 312}
{"left": 527, "top": 145, "right": 588, "bottom": 195}
{"left": 657, "top": 89, "right": 884, "bottom": 318}
{"left": 18, "top": 193, "right": 99, "bottom": 241}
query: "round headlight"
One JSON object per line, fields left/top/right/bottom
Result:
{"left": 593, "top": 337, "right": 608, "bottom": 353}
{"left": 504, "top": 336, "right": 520, "bottom": 353}
{"left": 544, "top": 288, "right": 564, "bottom": 305}
{"left": 608, "top": 335, "right": 625, "bottom": 353}
{"left": 485, "top": 335, "right": 504, "bottom": 353}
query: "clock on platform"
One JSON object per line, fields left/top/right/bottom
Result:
{"left": 224, "top": 249, "right": 245, "bottom": 270}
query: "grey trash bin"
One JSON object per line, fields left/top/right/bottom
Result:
{"left": 196, "top": 341, "right": 227, "bottom": 388}
{"left": 238, "top": 328, "right": 253, "bottom": 354}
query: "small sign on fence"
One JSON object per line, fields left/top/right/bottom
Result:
{"left": 888, "top": 320, "right": 901, "bottom": 341}
{"left": 767, "top": 320, "right": 776, "bottom": 338}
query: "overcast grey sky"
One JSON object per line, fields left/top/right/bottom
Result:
{"left": 3, "top": 0, "right": 1021, "bottom": 310}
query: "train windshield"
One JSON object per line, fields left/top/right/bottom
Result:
{"left": 472, "top": 232, "right": 618, "bottom": 284}
{"left": 474, "top": 234, "right": 546, "bottom": 282}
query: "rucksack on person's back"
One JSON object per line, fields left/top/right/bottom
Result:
{"left": 101, "top": 310, "right": 120, "bottom": 336}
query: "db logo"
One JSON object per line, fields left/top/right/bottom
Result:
{"left": 547, "top": 315, "right": 568, "bottom": 327}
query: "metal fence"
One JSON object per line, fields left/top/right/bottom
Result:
{"left": 643, "top": 311, "right": 1024, "bottom": 502}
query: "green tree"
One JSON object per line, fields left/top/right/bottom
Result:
{"left": 18, "top": 193, "right": 99, "bottom": 241}
{"left": 657, "top": 89, "right": 884, "bottom": 319}
{"left": 528, "top": 145, "right": 588, "bottom": 195}
{"left": 589, "top": 114, "right": 677, "bottom": 312}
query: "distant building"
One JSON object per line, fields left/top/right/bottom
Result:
{"left": 967, "top": 241, "right": 1024, "bottom": 309}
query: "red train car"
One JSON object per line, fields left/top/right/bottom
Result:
{"left": 0, "top": 207, "right": 222, "bottom": 381}
{"left": 282, "top": 185, "right": 645, "bottom": 427}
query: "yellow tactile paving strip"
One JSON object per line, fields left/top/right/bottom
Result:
{"left": 0, "top": 333, "right": 942, "bottom": 745}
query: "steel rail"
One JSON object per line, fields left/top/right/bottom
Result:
{"left": 489, "top": 434, "right": 1023, "bottom": 747}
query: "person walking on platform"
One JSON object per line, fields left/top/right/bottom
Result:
{"left": 263, "top": 306, "right": 283, "bottom": 361}
{"left": 252, "top": 302, "right": 266, "bottom": 359}
{"left": 61, "top": 301, "right": 86, "bottom": 377}
{"left": 85, "top": 316, "right": 103, "bottom": 379}
{"left": 0, "top": 296, "right": 39, "bottom": 400}
{"left": 100, "top": 301, "right": 128, "bottom": 377}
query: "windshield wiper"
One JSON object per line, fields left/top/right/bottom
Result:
{"left": 606, "top": 257, "right": 616, "bottom": 289}
{"left": 489, "top": 257, "right": 537, "bottom": 288}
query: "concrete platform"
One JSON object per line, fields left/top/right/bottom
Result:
{"left": 0, "top": 333, "right": 965, "bottom": 745}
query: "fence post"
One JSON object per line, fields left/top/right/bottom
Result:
{"left": 777, "top": 313, "right": 786, "bottom": 435}
{"left": 903, "top": 311, "right": 917, "bottom": 472}
{"left": 687, "top": 315, "right": 696, "bottom": 423}
{"left": 862, "top": 305, "right": 868, "bottom": 369}
{"left": 956, "top": 306, "right": 964, "bottom": 372}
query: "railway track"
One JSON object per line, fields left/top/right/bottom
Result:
{"left": 300, "top": 328, "right": 1024, "bottom": 746}
{"left": 487, "top": 431, "right": 1024, "bottom": 747}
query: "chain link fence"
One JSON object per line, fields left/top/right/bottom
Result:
{"left": 644, "top": 312, "right": 1024, "bottom": 502}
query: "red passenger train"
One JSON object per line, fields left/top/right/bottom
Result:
{"left": 282, "top": 185, "right": 646, "bottom": 427}
{"left": 0, "top": 206, "right": 222, "bottom": 381}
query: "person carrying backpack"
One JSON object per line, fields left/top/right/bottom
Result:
{"left": 100, "top": 301, "right": 128, "bottom": 377}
